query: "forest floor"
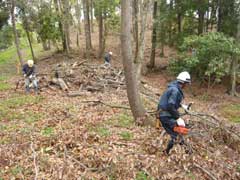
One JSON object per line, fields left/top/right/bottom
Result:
{"left": 0, "top": 30, "right": 240, "bottom": 180}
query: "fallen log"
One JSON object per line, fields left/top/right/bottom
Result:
{"left": 51, "top": 78, "right": 68, "bottom": 91}
{"left": 68, "top": 91, "right": 91, "bottom": 97}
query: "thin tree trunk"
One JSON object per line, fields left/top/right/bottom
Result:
{"left": 62, "top": 0, "right": 71, "bottom": 53}
{"left": 136, "top": 0, "right": 151, "bottom": 78}
{"left": 231, "top": 56, "right": 238, "bottom": 96}
{"left": 11, "top": 0, "right": 24, "bottom": 66}
{"left": 22, "top": 9, "right": 35, "bottom": 60}
{"left": 26, "top": 30, "right": 35, "bottom": 60}
{"left": 177, "top": 13, "right": 182, "bottom": 33}
{"left": 176, "top": 0, "right": 182, "bottom": 33}
{"left": 231, "top": 19, "right": 240, "bottom": 96}
{"left": 90, "top": 0, "right": 94, "bottom": 33}
{"left": 198, "top": 1, "right": 205, "bottom": 35}
{"left": 98, "top": 9, "right": 104, "bottom": 58}
{"left": 75, "top": 0, "right": 82, "bottom": 36}
{"left": 83, "top": 0, "right": 92, "bottom": 58}
{"left": 121, "top": 0, "right": 147, "bottom": 123}
{"left": 54, "top": 0, "right": 66, "bottom": 51}
{"left": 77, "top": 31, "right": 79, "bottom": 47}
{"left": 210, "top": 1, "right": 216, "bottom": 31}
{"left": 132, "top": 0, "right": 139, "bottom": 62}
{"left": 149, "top": 0, "right": 158, "bottom": 69}
{"left": 169, "top": 0, "right": 173, "bottom": 46}
{"left": 217, "top": 0, "right": 222, "bottom": 32}
{"left": 206, "top": 0, "right": 210, "bottom": 32}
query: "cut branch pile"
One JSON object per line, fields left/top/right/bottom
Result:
{"left": 15, "top": 61, "right": 126, "bottom": 94}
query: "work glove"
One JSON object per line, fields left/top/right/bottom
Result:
{"left": 176, "top": 118, "right": 186, "bottom": 127}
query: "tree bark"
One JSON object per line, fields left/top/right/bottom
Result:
{"left": 22, "top": 9, "right": 35, "bottom": 60}
{"left": 98, "top": 8, "right": 104, "bottom": 58}
{"left": 198, "top": 0, "right": 205, "bottom": 35}
{"left": 121, "top": 0, "right": 147, "bottom": 123}
{"left": 75, "top": 0, "right": 82, "bottom": 47}
{"left": 231, "top": 56, "right": 238, "bottom": 96}
{"left": 176, "top": 0, "right": 182, "bottom": 33}
{"left": 217, "top": 0, "right": 222, "bottom": 32}
{"left": 149, "top": 0, "right": 158, "bottom": 69}
{"left": 231, "top": 19, "right": 240, "bottom": 96}
{"left": 83, "top": 0, "right": 92, "bottom": 58}
{"left": 132, "top": 0, "right": 139, "bottom": 62}
{"left": 168, "top": 0, "right": 173, "bottom": 46}
{"left": 90, "top": 0, "right": 94, "bottom": 33}
{"left": 61, "top": 0, "right": 71, "bottom": 53}
{"left": 26, "top": 29, "right": 35, "bottom": 60}
{"left": 136, "top": 0, "right": 151, "bottom": 78}
{"left": 54, "top": 0, "right": 67, "bottom": 52}
{"left": 11, "top": 0, "right": 24, "bottom": 66}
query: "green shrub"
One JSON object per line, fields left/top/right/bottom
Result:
{"left": 169, "top": 32, "right": 240, "bottom": 84}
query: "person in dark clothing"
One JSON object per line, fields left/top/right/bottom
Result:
{"left": 158, "top": 71, "right": 191, "bottom": 155}
{"left": 22, "top": 60, "right": 38, "bottom": 93}
{"left": 104, "top": 51, "right": 113, "bottom": 66}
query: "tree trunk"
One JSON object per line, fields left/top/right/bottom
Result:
{"left": 83, "top": 0, "right": 92, "bottom": 58}
{"left": 198, "top": 10, "right": 204, "bottom": 34}
{"left": 231, "top": 19, "right": 240, "bottom": 96}
{"left": 26, "top": 30, "right": 35, "bottom": 60}
{"left": 98, "top": 9, "right": 104, "bottom": 58}
{"left": 177, "top": 13, "right": 182, "bottom": 33}
{"left": 22, "top": 9, "right": 35, "bottom": 60}
{"left": 90, "top": 0, "right": 94, "bottom": 33}
{"left": 54, "top": 0, "right": 67, "bottom": 52}
{"left": 217, "top": 0, "right": 222, "bottom": 32}
{"left": 176, "top": 0, "right": 182, "bottom": 33}
{"left": 136, "top": 0, "right": 151, "bottom": 78}
{"left": 132, "top": 0, "right": 139, "bottom": 62}
{"left": 210, "top": 0, "right": 216, "bottom": 31}
{"left": 75, "top": 0, "right": 82, "bottom": 36}
{"left": 231, "top": 56, "right": 238, "bottom": 96}
{"left": 205, "top": 0, "right": 210, "bottom": 32}
{"left": 121, "top": 0, "right": 147, "bottom": 123}
{"left": 168, "top": 0, "right": 173, "bottom": 46}
{"left": 62, "top": 0, "right": 71, "bottom": 53}
{"left": 11, "top": 0, "right": 24, "bottom": 66}
{"left": 149, "top": 0, "right": 158, "bottom": 69}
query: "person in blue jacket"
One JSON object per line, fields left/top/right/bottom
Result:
{"left": 158, "top": 71, "right": 191, "bottom": 155}
{"left": 22, "top": 60, "right": 38, "bottom": 93}
{"left": 104, "top": 51, "right": 113, "bottom": 66}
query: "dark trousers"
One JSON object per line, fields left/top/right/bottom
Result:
{"left": 160, "top": 116, "right": 179, "bottom": 154}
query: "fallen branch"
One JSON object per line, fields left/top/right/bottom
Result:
{"left": 80, "top": 100, "right": 131, "bottom": 110}
{"left": 193, "top": 163, "right": 217, "bottom": 180}
{"left": 67, "top": 91, "right": 91, "bottom": 97}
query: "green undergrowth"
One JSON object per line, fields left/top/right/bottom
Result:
{"left": 107, "top": 113, "right": 134, "bottom": 128}
{"left": 0, "top": 76, "right": 12, "bottom": 91}
{"left": 119, "top": 131, "right": 133, "bottom": 141}
{"left": 0, "top": 94, "right": 44, "bottom": 121}
{"left": 88, "top": 124, "right": 111, "bottom": 137}
{"left": 221, "top": 104, "right": 240, "bottom": 123}
{"left": 41, "top": 127, "right": 55, "bottom": 137}
{"left": 135, "top": 171, "right": 154, "bottom": 180}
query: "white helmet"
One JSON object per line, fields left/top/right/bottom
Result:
{"left": 27, "top": 60, "right": 34, "bottom": 67}
{"left": 109, "top": 51, "right": 113, "bottom": 55}
{"left": 177, "top": 71, "right": 191, "bottom": 83}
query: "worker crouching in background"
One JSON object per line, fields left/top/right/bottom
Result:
{"left": 22, "top": 60, "right": 38, "bottom": 94}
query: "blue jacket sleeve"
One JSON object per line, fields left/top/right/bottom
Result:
{"left": 22, "top": 65, "right": 26, "bottom": 75}
{"left": 167, "top": 89, "right": 180, "bottom": 119}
